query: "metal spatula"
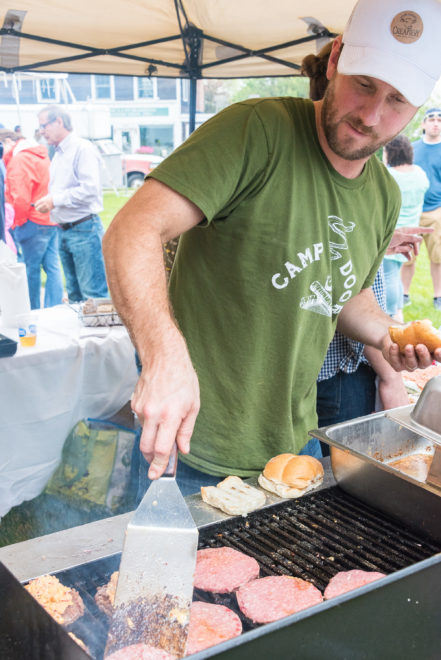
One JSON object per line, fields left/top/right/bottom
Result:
{"left": 105, "top": 446, "right": 198, "bottom": 658}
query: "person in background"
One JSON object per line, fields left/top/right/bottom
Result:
{"left": 34, "top": 105, "right": 108, "bottom": 303}
{"left": 103, "top": 0, "right": 441, "bottom": 496}
{"left": 402, "top": 108, "right": 441, "bottom": 309}
{"left": 0, "top": 141, "right": 5, "bottom": 245}
{"left": 0, "top": 128, "right": 63, "bottom": 309}
{"left": 1, "top": 141, "right": 19, "bottom": 256}
{"left": 302, "top": 41, "right": 409, "bottom": 448}
{"left": 383, "top": 136, "right": 429, "bottom": 321}
{"left": 4, "top": 201, "right": 17, "bottom": 255}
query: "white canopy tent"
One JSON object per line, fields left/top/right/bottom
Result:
{"left": 0, "top": 1, "right": 357, "bottom": 130}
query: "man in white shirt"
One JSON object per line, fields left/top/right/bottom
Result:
{"left": 35, "top": 105, "right": 108, "bottom": 302}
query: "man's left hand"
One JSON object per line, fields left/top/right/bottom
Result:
{"left": 383, "top": 335, "right": 441, "bottom": 371}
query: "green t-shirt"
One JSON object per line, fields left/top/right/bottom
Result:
{"left": 150, "top": 97, "right": 400, "bottom": 477}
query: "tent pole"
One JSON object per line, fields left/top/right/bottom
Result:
{"left": 189, "top": 77, "right": 196, "bottom": 134}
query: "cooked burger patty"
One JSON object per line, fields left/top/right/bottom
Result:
{"left": 236, "top": 575, "right": 323, "bottom": 623}
{"left": 194, "top": 547, "right": 260, "bottom": 593}
{"left": 24, "top": 574, "right": 84, "bottom": 625}
{"left": 105, "top": 643, "right": 176, "bottom": 659}
{"left": 95, "top": 570, "right": 118, "bottom": 616}
{"left": 324, "top": 569, "right": 386, "bottom": 599}
{"left": 186, "top": 602, "right": 242, "bottom": 655}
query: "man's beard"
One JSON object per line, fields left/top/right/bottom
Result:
{"left": 321, "top": 79, "right": 395, "bottom": 161}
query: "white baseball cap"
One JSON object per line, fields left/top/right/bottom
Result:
{"left": 338, "top": 0, "right": 441, "bottom": 106}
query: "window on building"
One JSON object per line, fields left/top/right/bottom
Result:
{"left": 157, "top": 78, "right": 177, "bottom": 100}
{"left": 68, "top": 74, "right": 92, "bottom": 102}
{"left": 15, "top": 79, "right": 38, "bottom": 104}
{"left": 137, "top": 77, "right": 154, "bottom": 99}
{"left": 38, "top": 78, "right": 58, "bottom": 102}
{"left": 181, "top": 79, "right": 190, "bottom": 102}
{"left": 0, "top": 83, "right": 17, "bottom": 104}
{"left": 95, "top": 75, "right": 112, "bottom": 100}
{"left": 121, "top": 131, "right": 132, "bottom": 153}
{"left": 114, "top": 76, "right": 134, "bottom": 101}
{"left": 139, "top": 125, "right": 173, "bottom": 156}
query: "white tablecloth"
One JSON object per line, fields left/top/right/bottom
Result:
{"left": 0, "top": 305, "right": 138, "bottom": 518}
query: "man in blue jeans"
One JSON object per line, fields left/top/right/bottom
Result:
{"left": 35, "top": 105, "right": 108, "bottom": 302}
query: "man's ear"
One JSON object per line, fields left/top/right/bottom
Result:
{"left": 326, "top": 35, "right": 343, "bottom": 81}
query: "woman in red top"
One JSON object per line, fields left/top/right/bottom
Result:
{"left": 1, "top": 129, "right": 63, "bottom": 309}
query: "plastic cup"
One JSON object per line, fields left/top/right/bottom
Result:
{"left": 17, "top": 312, "right": 38, "bottom": 347}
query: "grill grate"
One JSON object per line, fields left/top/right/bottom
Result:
{"left": 42, "top": 486, "right": 441, "bottom": 658}
{"left": 197, "top": 487, "right": 440, "bottom": 592}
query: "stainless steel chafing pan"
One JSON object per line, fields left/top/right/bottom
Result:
{"left": 309, "top": 408, "right": 441, "bottom": 543}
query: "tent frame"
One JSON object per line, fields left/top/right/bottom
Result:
{"left": 0, "top": 1, "right": 335, "bottom": 132}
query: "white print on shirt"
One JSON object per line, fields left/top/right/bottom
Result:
{"left": 272, "top": 243, "right": 324, "bottom": 289}
{"left": 328, "top": 216, "right": 355, "bottom": 260}
{"left": 272, "top": 215, "right": 357, "bottom": 318}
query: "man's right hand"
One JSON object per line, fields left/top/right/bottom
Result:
{"left": 131, "top": 331, "right": 200, "bottom": 480}
{"left": 34, "top": 194, "right": 54, "bottom": 213}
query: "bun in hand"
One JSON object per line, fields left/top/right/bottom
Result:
{"left": 389, "top": 319, "right": 441, "bottom": 353}
{"left": 258, "top": 453, "right": 324, "bottom": 498}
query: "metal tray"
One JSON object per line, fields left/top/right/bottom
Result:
{"left": 309, "top": 409, "right": 441, "bottom": 543}
{"left": 78, "top": 298, "right": 122, "bottom": 327}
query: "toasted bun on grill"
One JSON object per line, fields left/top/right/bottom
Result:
{"left": 389, "top": 319, "right": 441, "bottom": 354}
{"left": 258, "top": 453, "right": 324, "bottom": 498}
{"left": 201, "top": 476, "right": 266, "bottom": 515}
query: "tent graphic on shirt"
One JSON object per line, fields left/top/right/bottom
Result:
{"left": 300, "top": 277, "right": 342, "bottom": 317}
{"left": 300, "top": 217, "right": 356, "bottom": 317}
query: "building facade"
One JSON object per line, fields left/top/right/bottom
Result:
{"left": 0, "top": 72, "right": 210, "bottom": 156}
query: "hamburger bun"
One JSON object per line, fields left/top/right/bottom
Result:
{"left": 201, "top": 475, "right": 266, "bottom": 515}
{"left": 258, "top": 453, "right": 324, "bottom": 498}
{"left": 389, "top": 319, "right": 441, "bottom": 354}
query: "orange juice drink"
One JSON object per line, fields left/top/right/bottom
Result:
{"left": 19, "top": 334, "right": 37, "bottom": 347}
{"left": 17, "top": 313, "right": 38, "bottom": 347}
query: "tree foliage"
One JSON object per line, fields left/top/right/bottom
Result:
{"left": 203, "top": 76, "right": 309, "bottom": 113}
{"left": 230, "top": 76, "right": 309, "bottom": 103}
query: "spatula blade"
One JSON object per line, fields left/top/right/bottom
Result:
{"left": 105, "top": 476, "right": 198, "bottom": 658}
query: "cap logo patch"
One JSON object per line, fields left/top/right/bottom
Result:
{"left": 390, "top": 11, "right": 423, "bottom": 44}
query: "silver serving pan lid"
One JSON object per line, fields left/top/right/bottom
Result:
{"left": 386, "top": 374, "right": 441, "bottom": 487}
{"left": 386, "top": 374, "right": 441, "bottom": 445}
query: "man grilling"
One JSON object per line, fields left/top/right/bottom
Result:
{"left": 103, "top": 0, "right": 441, "bottom": 497}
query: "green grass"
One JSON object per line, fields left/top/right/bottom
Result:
{"left": 403, "top": 242, "right": 441, "bottom": 327}
{"left": 102, "top": 188, "right": 134, "bottom": 231}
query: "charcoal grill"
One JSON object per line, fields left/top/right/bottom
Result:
{"left": 2, "top": 482, "right": 441, "bottom": 660}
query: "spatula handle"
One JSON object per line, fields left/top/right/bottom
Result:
{"left": 163, "top": 443, "right": 178, "bottom": 478}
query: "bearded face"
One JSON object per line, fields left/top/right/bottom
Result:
{"left": 321, "top": 76, "right": 403, "bottom": 162}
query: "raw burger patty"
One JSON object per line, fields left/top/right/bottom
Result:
{"left": 105, "top": 643, "right": 176, "bottom": 659}
{"left": 236, "top": 575, "right": 323, "bottom": 623}
{"left": 324, "top": 570, "right": 386, "bottom": 599}
{"left": 186, "top": 602, "right": 242, "bottom": 655}
{"left": 194, "top": 547, "right": 260, "bottom": 593}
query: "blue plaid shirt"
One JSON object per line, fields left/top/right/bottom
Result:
{"left": 317, "top": 266, "right": 386, "bottom": 382}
